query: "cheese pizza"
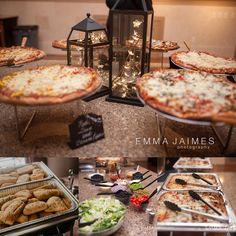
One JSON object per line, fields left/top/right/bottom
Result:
{"left": 157, "top": 191, "right": 227, "bottom": 223}
{"left": 136, "top": 69, "right": 236, "bottom": 124}
{"left": 0, "top": 46, "right": 45, "bottom": 66}
{"left": 0, "top": 65, "right": 101, "bottom": 105}
{"left": 52, "top": 40, "right": 80, "bottom": 50}
{"left": 171, "top": 51, "right": 236, "bottom": 74}
{"left": 151, "top": 40, "right": 179, "bottom": 51}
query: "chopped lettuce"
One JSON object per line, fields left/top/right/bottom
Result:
{"left": 79, "top": 197, "right": 126, "bottom": 233}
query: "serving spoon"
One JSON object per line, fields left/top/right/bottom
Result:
{"left": 192, "top": 173, "right": 213, "bottom": 185}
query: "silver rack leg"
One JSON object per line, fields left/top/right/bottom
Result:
{"left": 161, "top": 52, "right": 164, "bottom": 69}
{"left": 14, "top": 105, "right": 36, "bottom": 141}
{"left": 203, "top": 232, "right": 207, "bottom": 236}
{"left": 211, "top": 124, "right": 233, "bottom": 152}
{"left": 156, "top": 113, "right": 168, "bottom": 156}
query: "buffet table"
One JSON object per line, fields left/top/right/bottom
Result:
{"left": 0, "top": 58, "right": 235, "bottom": 158}
{"left": 79, "top": 166, "right": 157, "bottom": 236}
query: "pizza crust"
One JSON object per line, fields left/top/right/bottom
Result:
{"left": 171, "top": 51, "right": 236, "bottom": 74}
{"left": 0, "top": 65, "right": 102, "bottom": 106}
{"left": 0, "top": 46, "right": 46, "bottom": 66}
{"left": 136, "top": 69, "right": 236, "bottom": 124}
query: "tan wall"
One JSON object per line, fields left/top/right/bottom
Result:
{"left": 0, "top": 0, "right": 235, "bottom": 57}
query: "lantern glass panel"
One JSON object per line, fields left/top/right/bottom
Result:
{"left": 110, "top": 11, "right": 152, "bottom": 100}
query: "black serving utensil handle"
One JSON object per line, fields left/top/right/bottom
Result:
{"left": 95, "top": 183, "right": 116, "bottom": 187}
{"left": 97, "top": 192, "right": 116, "bottom": 195}
{"left": 139, "top": 174, "right": 152, "bottom": 183}
{"left": 141, "top": 170, "right": 150, "bottom": 176}
{"left": 192, "top": 173, "right": 213, "bottom": 185}
{"left": 83, "top": 177, "right": 106, "bottom": 183}
{"left": 140, "top": 177, "right": 159, "bottom": 190}
{"left": 141, "top": 188, "right": 158, "bottom": 205}
{"left": 188, "top": 190, "right": 222, "bottom": 216}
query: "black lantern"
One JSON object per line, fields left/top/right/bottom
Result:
{"left": 106, "top": 0, "right": 154, "bottom": 106}
{"left": 67, "top": 13, "right": 110, "bottom": 100}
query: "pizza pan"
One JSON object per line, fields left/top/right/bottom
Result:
{"left": 173, "top": 157, "right": 213, "bottom": 171}
{"left": 156, "top": 189, "right": 236, "bottom": 232}
{"left": 0, "top": 162, "right": 54, "bottom": 191}
{"left": 136, "top": 92, "right": 225, "bottom": 126}
{"left": 0, "top": 178, "right": 78, "bottom": 236}
{"left": 162, "top": 172, "right": 222, "bottom": 191}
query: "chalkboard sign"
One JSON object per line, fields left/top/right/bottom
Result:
{"left": 68, "top": 113, "right": 105, "bottom": 149}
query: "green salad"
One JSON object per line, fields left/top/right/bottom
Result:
{"left": 79, "top": 197, "right": 126, "bottom": 233}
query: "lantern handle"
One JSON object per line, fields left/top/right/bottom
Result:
{"left": 87, "top": 13, "right": 91, "bottom": 18}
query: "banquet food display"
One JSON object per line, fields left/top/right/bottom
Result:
{"left": 0, "top": 163, "right": 48, "bottom": 189}
{"left": 173, "top": 158, "right": 213, "bottom": 170}
{"left": 0, "top": 46, "right": 45, "bottom": 66}
{"left": 136, "top": 69, "right": 236, "bottom": 122}
{"left": 171, "top": 51, "right": 236, "bottom": 74}
{"left": 79, "top": 197, "right": 126, "bottom": 234}
{"left": 0, "top": 65, "right": 102, "bottom": 105}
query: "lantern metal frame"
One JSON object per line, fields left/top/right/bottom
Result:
{"left": 67, "top": 13, "right": 110, "bottom": 101}
{"left": 106, "top": 1, "right": 154, "bottom": 106}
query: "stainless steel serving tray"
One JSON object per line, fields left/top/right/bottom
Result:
{"left": 0, "top": 178, "right": 79, "bottom": 236}
{"left": 162, "top": 172, "right": 222, "bottom": 191}
{"left": 156, "top": 189, "right": 236, "bottom": 232}
{"left": 173, "top": 157, "right": 213, "bottom": 172}
{"left": 0, "top": 162, "right": 54, "bottom": 191}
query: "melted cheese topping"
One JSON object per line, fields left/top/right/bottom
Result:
{"left": 141, "top": 70, "right": 236, "bottom": 113}
{"left": 0, "top": 47, "right": 39, "bottom": 62}
{"left": 178, "top": 51, "right": 236, "bottom": 69}
{"left": 0, "top": 65, "right": 93, "bottom": 97}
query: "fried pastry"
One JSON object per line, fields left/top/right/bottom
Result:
{"left": 39, "top": 211, "right": 53, "bottom": 217}
{"left": 16, "top": 214, "right": 28, "bottom": 223}
{"left": 16, "top": 174, "right": 30, "bottom": 184}
{"left": 0, "top": 200, "right": 25, "bottom": 225}
{"left": 45, "top": 197, "right": 68, "bottom": 212}
{"left": 1, "top": 197, "right": 28, "bottom": 211}
{"left": 0, "top": 195, "right": 16, "bottom": 208}
{"left": 33, "top": 189, "right": 60, "bottom": 201}
{"left": 0, "top": 176, "right": 17, "bottom": 186}
{"left": 1, "top": 183, "right": 14, "bottom": 188}
{"left": 16, "top": 165, "right": 35, "bottom": 175}
{"left": 23, "top": 201, "right": 47, "bottom": 215}
{"left": 15, "top": 190, "right": 32, "bottom": 199}
{"left": 29, "top": 214, "right": 38, "bottom": 221}
{"left": 27, "top": 198, "right": 39, "bottom": 204}
{"left": 30, "top": 173, "right": 44, "bottom": 181}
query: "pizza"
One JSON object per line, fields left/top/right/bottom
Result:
{"left": 52, "top": 39, "right": 80, "bottom": 50}
{"left": 171, "top": 51, "right": 236, "bottom": 74}
{"left": 0, "top": 65, "right": 101, "bottom": 105}
{"left": 165, "top": 173, "right": 218, "bottom": 190}
{"left": 151, "top": 40, "right": 179, "bottom": 51}
{"left": 157, "top": 191, "right": 227, "bottom": 223}
{"left": 0, "top": 46, "right": 45, "bottom": 66}
{"left": 136, "top": 69, "right": 236, "bottom": 123}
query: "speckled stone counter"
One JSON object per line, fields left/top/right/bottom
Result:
{"left": 0, "top": 58, "right": 235, "bottom": 158}
{"left": 79, "top": 166, "right": 157, "bottom": 236}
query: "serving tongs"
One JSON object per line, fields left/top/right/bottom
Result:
{"left": 192, "top": 173, "right": 213, "bottom": 185}
{"left": 175, "top": 178, "right": 218, "bottom": 189}
{"left": 135, "top": 176, "right": 159, "bottom": 191}
{"left": 79, "top": 218, "right": 99, "bottom": 228}
{"left": 83, "top": 177, "right": 106, "bottom": 183}
{"left": 188, "top": 190, "right": 222, "bottom": 215}
{"left": 130, "top": 174, "right": 152, "bottom": 185}
{"left": 164, "top": 201, "right": 229, "bottom": 223}
{"left": 141, "top": 188, "right": 158, "bottom": 205}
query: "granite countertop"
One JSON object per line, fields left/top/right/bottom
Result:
{"left": 79, "top": 166, "right": 157, "bottom": 236}
{"left": 0, "top": 58, "right": 235, "bottom": 158}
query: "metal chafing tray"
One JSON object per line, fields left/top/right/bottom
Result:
{"left": 156, "top": 189, "right": 236, "bottom": 232}
{"left": 162, "top": 172, "right": 222, "bottom": 191}
{"left": 173, "top": 157, "right": 213, "bottom": 172}
{"left": 0, "top": 162, "right": 54, "bottom": 190}
{"left": 0, "top": 178, "right": 78, "bottom": 236}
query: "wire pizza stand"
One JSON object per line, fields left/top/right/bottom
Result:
{"left": 137, "top": 83, "right": 235, "bottom": 156}
{"left": 151, "top": 40, "right": 180, "bottom": 69}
